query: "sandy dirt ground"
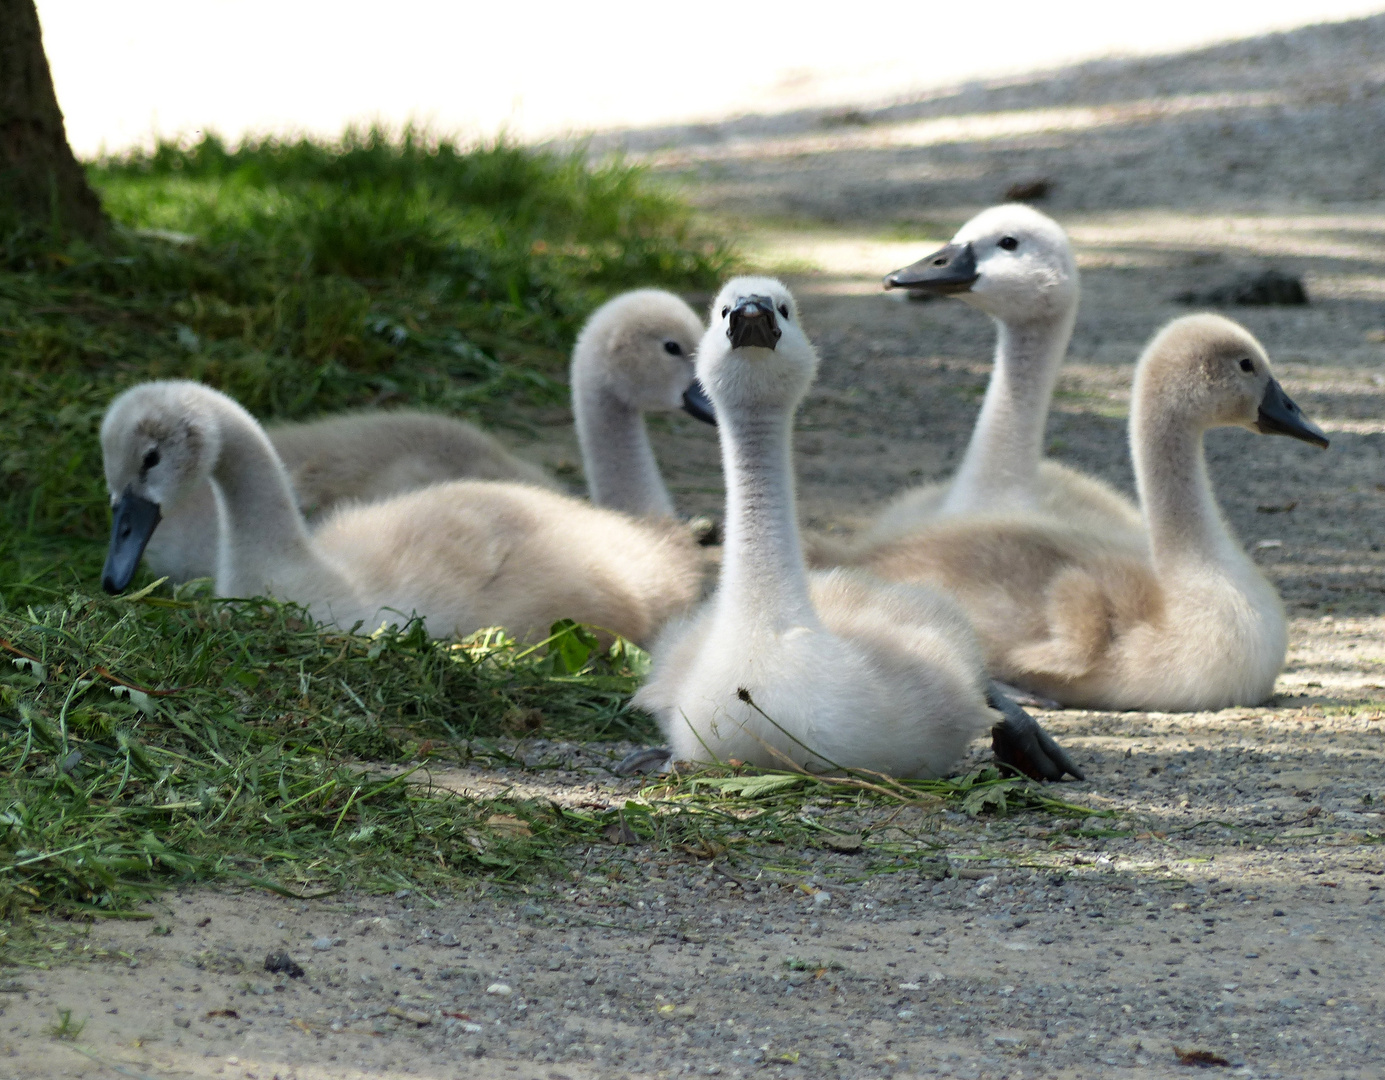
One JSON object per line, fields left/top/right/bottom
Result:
{"left": 7, "top": 15, "right": 1385, "bottom": 1080}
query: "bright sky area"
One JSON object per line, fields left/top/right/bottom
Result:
{"left": 37, "top": 0, "right": 1385, "bottom": 158}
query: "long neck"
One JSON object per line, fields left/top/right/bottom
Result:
{"left": 573, "top": 383, "right": 674, "bottom": 518}
{"left": 209, "top": 405, "right": 321, "bottom": 596}
{"left": 715, "top": 408, "right": 817, "bottom": 632}
{"left": 1131, "top": 403, "right": 1241, "bottom": 573}
{"left": 941, "top": 309, "right": 1073, "bottom": 516}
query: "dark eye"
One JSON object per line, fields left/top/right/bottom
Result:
{"left": 663, "top": 340, "right": 683, "bottom": 356}
{"left": 721, "top": 306, "right": 730, "bottom": 318}
{"left": 998, "top": 236, "right": 1019, "bottom": 251}
{"left": 1239, "top": 358, "right": 1255, "bottom": 373}
{"left": 142, "top": 448, "right": 160, "bottom": 471}
{"left": 778, "top": 304, "right": 789, "bottom": 319}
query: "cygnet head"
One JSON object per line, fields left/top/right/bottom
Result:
{"left": 884, "top": 204, "right": 1077, "bottom": 323}
{"left": 1134, "top": 313, "right": 1329, "bottom": 447}
{"left": 571, "top": 289, "right": 714, "bottom": 422}
{"left": 99, "top": 380, "right": 227, "bottom": 593}
{"left": 697, "top": 276, "right": 817, "bottom": 415}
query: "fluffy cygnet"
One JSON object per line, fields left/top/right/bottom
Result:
{"left": 632, "top": 278, "right": 1080, "bottom": 781}
{"left": 861, "top": 204, "right": 1141, "bottom": 550}
{"left": 854, "top": 314, "right": 1328, "bottom": 711}
{"left": 571, "top": 288, "right": 713, "bottom": 518}
{"left": 101, "top": 381, "right": 704, "bottom": 645}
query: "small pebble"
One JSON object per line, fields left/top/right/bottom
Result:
{"left": 264, "top": 951, "right": 304, "bottom": 978}
{"left": 486, "top": 982, "right": 513, "bottom": 996}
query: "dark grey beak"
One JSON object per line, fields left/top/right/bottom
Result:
{"left": 727, "top": 295, "right": 781, "bottom": 351}
{"left": 883, "top": 240, "right": 979, "bottom": 294}
{"left": 1254, "top": 378, "right": 1329, "bottom": 448}
{"left": 681, "top": 379, "right": 717, "bottom": 425}
{"left": 103, "top": 490, "right": 162, "bottom": 594}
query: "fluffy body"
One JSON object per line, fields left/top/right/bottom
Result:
{"left": 637, "top": 566, "right": 995, "bottom": 776}
{"left": 855, "top": 205, "right": 1140, "bottom": 553}
{"left": 571, "top": 289, "right": 705, "bottom": 518}
{"left": 865, "top": 461, "right": 1145, "bottom": 550}
{"left": 144, "top": 410, "right": 556, "bottom": 583}
{"left": 852, "top": 314, "right": 1310, "bottom": 711}
{"left": 103, "top": 381, "right": 703, "bottom": 643}
{"left": 305, "top": 481, "right": 701, "bottom": 642}
{"left": 634, "top": 277, "right": 996, "bottom": 776}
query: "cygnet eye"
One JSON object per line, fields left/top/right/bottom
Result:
{"left": 1238, "top": 357, "right": 1255, "bottom": 373}
{"left": 778, "top": 303, "right": 789, "bottom": 319}
{"left": 663, "top": 340, "right": 683, "bottom": 356}
{"left": 142, "top": 448, "right": 161, "bottom": 471}
{"left": 998, "top": 236, "right": 1020, "bottom": 251}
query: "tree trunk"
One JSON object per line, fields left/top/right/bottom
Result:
{"left": 0, "top": 0, "right": 105, "bottom": 239}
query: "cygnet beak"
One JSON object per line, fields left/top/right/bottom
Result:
{"left": 726, "top": 295, "right": 781, "bottom": 351}
{"left": 102, "top": 489, "right": 163, "bottom": 594}
{"left": 681, "top": 379, "right": 717, "bottom": 425}
{"left": 883, "top": 241, "right": 979, "bottom": 294}
{"left": 1254, "top": 378, "right": 1329, "bottom": 449}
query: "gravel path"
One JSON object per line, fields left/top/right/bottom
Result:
{"left": 7, "top": 15, "right": 1385, "bottom": 1080}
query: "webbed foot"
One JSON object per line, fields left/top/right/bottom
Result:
{"left": 986, "top": 681, "right": 1085, "bottom": 782}
{"left": 613, "top": 746, "right": 673, "bottom": 777}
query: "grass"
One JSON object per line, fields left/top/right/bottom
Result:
{"left": 47, "top": 1006, "right": 85, "bottom": 1040}
{"left": 0, "top": 128, "right": 1098, "bottom": 943}
{"left": 0, "top": 589, "right": 654, "bottom": 922}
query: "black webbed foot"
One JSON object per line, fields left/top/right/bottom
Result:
{"left": 986, "top": 681, "right": 1085, "bottom": 782}
{"left": 613, "top": 746, "right": 673, "bottom": 777}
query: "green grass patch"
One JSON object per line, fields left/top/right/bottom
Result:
{"left": 0, "top": 591, "right": 660, "bottom": 921}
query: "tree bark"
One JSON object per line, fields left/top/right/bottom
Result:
{"left": 0, "top": 0, "right": 105, "bottom": 239}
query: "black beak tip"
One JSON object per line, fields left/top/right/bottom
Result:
{"left": 103, "top": 491, "right": 162, "bottom": 596}
{"left": 681, "top": 380, "right": 717, "bottom": 426}
{"left": 726, "top": 295, "right": 782, "bottom": 350}
{"left": 1255, "top": 380, "right": 1330, "bottom": 449}
{"left": 883, "top": 242, "right": 978, "bottom": 296}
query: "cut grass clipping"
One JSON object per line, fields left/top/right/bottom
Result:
{"left": 0, "top": 130, "right": 1098, "bottom": 929}
{"left": 0, "top": 592, "right": 655, "bottom": 921}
